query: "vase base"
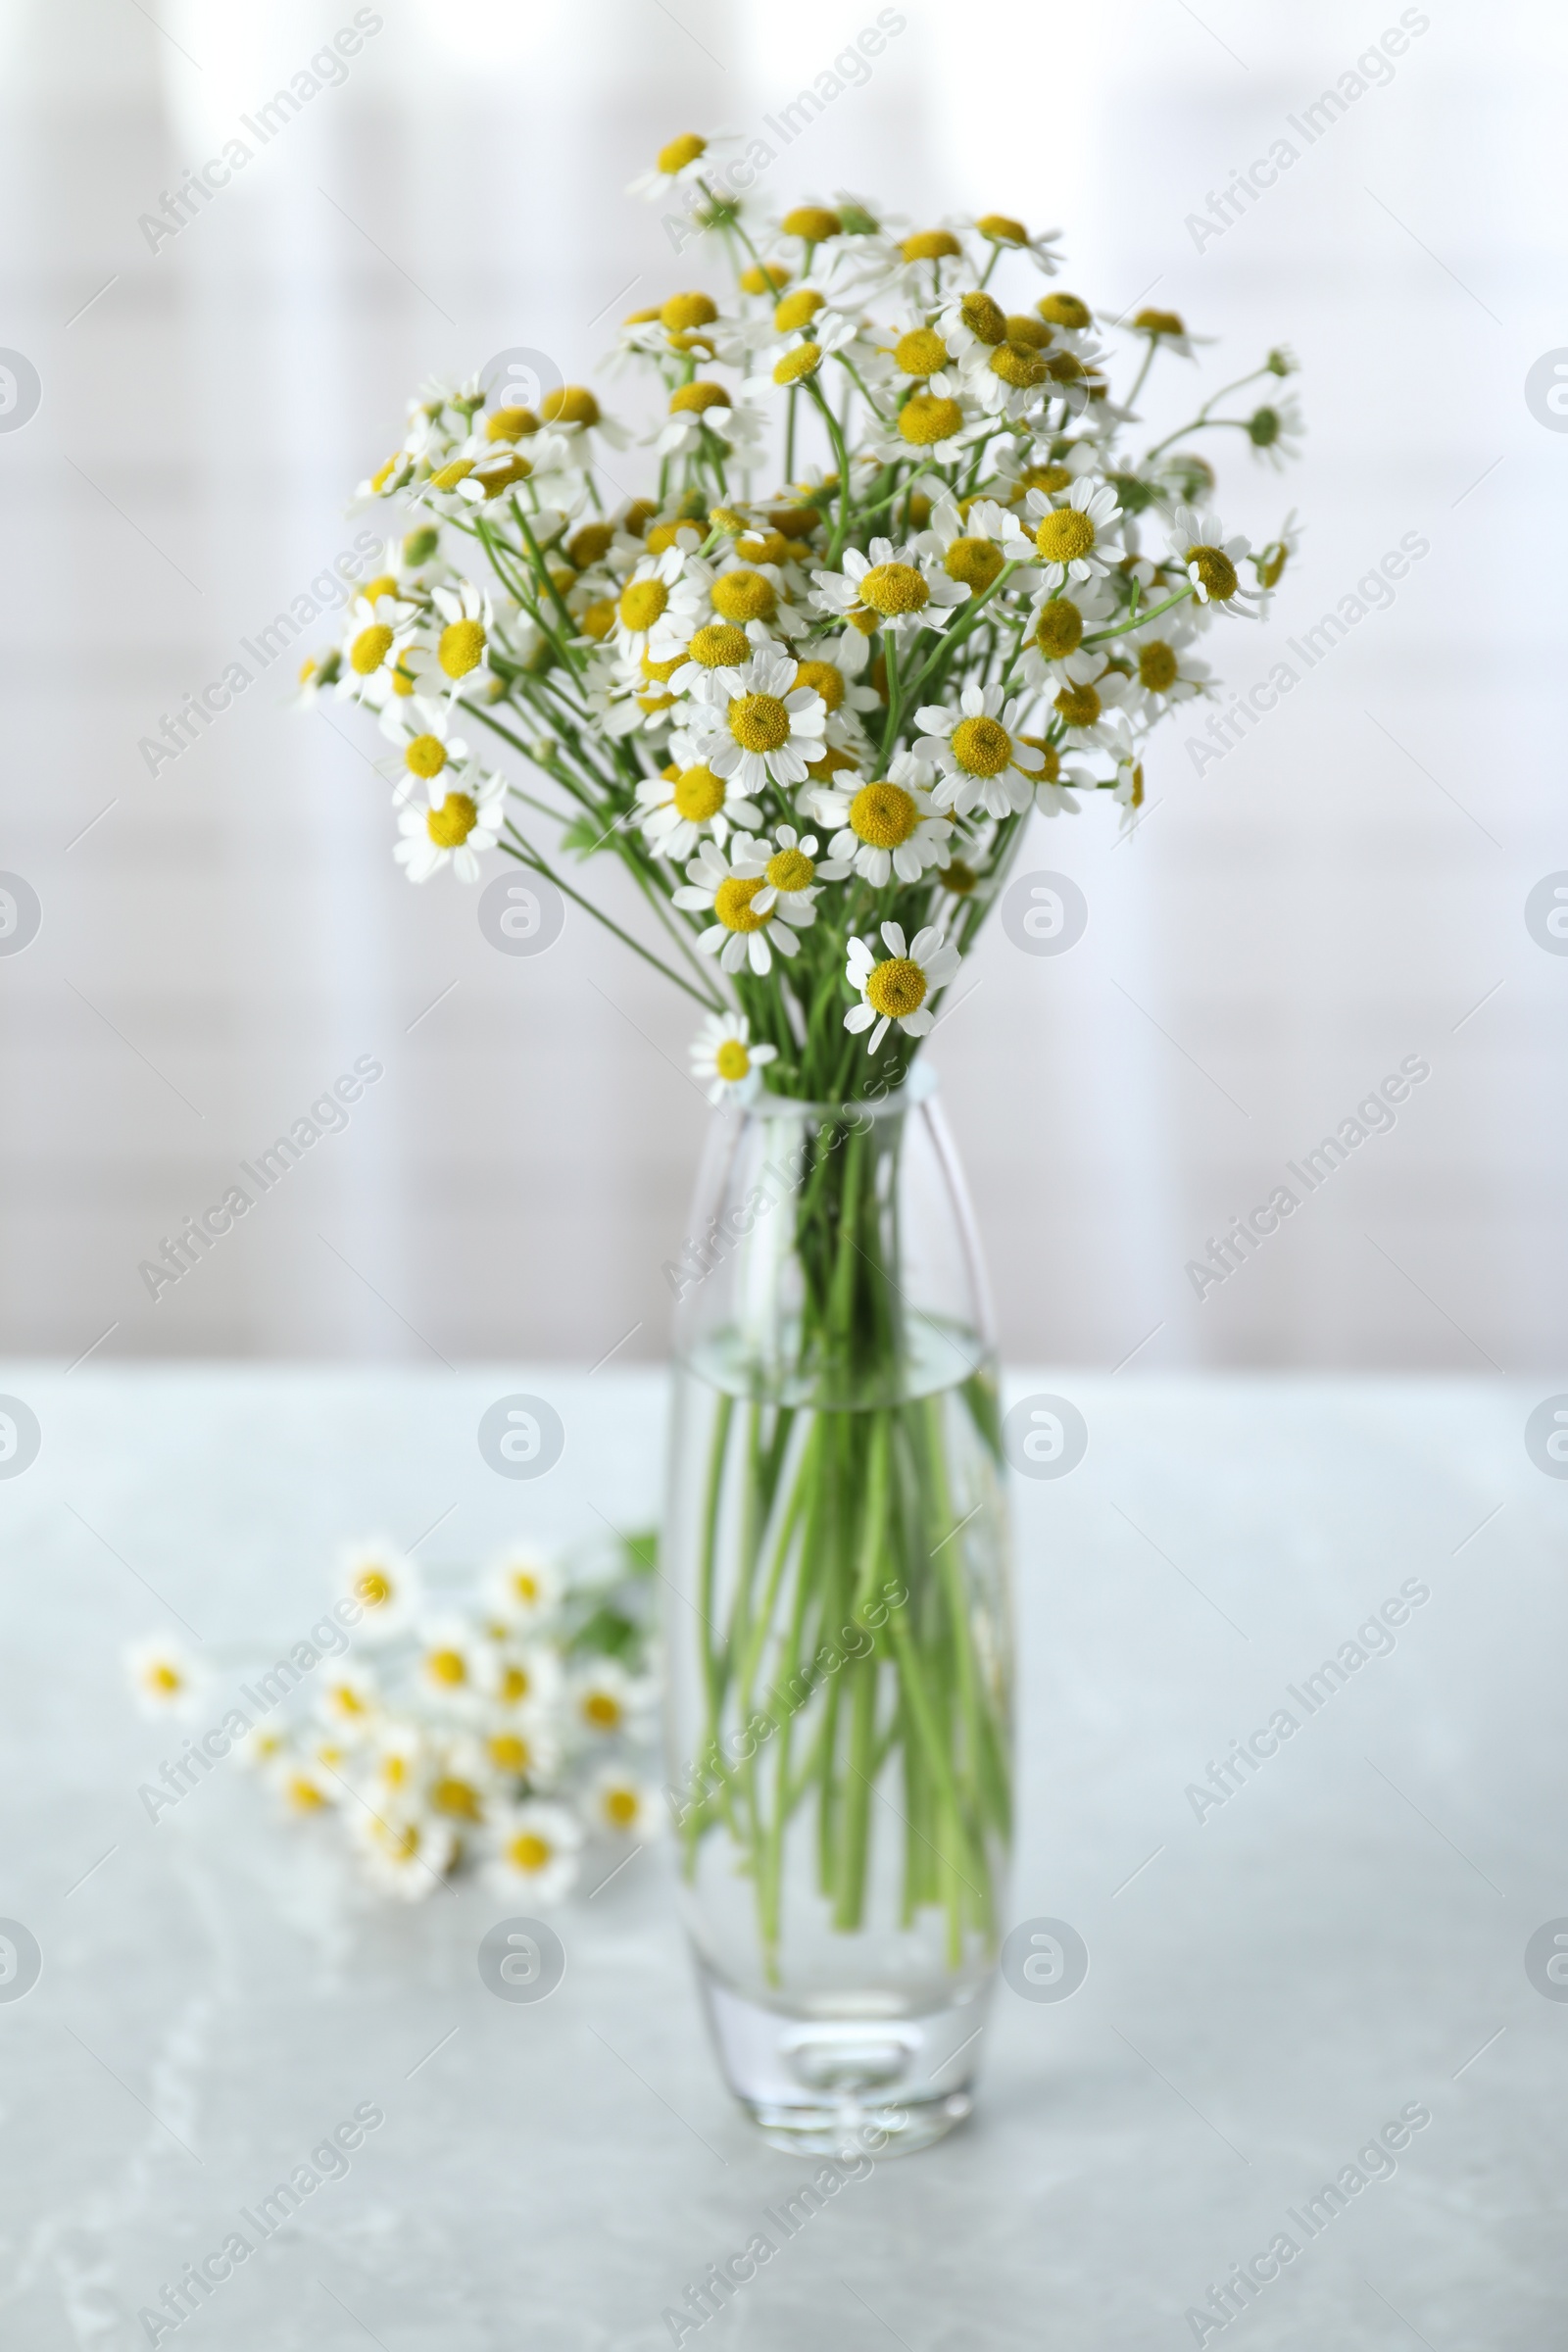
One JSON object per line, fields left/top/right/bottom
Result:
{"left": 698, "top": 1965, "right": 991, "bottom": 2160}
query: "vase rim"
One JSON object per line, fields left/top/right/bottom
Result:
{"left": 737, "top": 1058, "right": 938, "bottom": 1124}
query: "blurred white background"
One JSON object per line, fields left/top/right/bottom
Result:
{"left": 0, "top": 0, "right": 1561, "bottom": 1372}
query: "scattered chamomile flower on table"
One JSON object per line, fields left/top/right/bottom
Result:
{"left": 124, "top": 1638, "right": 205, "bottom": 1718}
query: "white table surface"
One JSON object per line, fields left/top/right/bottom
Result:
{"left": 0, "top": 1365, "right": 1562, "bottom": 2351}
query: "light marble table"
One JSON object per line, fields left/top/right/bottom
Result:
{"left": 0, "top": 1366, "right": 1563, "bottom": 2351}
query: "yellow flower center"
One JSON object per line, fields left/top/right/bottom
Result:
{"left": 486, "top": 407, "right": 539, "bottom": 441}
{"left": 899, "top": 394, "right": 962, "bottom": 447}
{"left": 977, "top": 212, "right": 1028, "bottom": 244}
{"left": 361, "top": 573, "right": 398, "bottom": 606}
{"left": 807, "top": 744, "right": 858, "bottom": 778}
{"left": 289, "top": 1778, "right": 327, "bottom": 1812}
{"left": 674, "top": 764, "right": 727, "bottom": 820}
{"left": 581, "top": 600, "right": 616, "bottom": 641}
{"left": 657, "top": 132, "right": 706, "bottom": 174}
{"left": 583, "top": 1690, "right": 623, "bottom": 1729}
{"left": 1054, "top": 682, "right": 1102, "bottom": 728}
{"left": 1135, "top": 307, "right": 1186, "bottom": 336}
{"left": 711, "top": 569, "right": 775, "bottom": 622}
{"left": 477, "top": 451, "right": 531, "bottom": 498}
{"left": 643, "top": 521, "right": 688, "bottom": 556}
{"left": 858, "top": 562, "right": 928, "bottom": 615}
{"left": 1005, "top": 315, "right": 1052, "bottom": 349}
{"left": 1024, "top": 463, "right": 1072, "bottom": 495}
{"left": 604, "top": 1788, "right": 640, "bottom": 1828}
{"left": 741, "top": 262, "right": 790, "bottom": 295}
{"left": 682, "top": 624, "right": 745, "bottom": 670}
{"left": 735, "top": 530, "right": 792, "bottom": 566}
{"left": 541, "top": 385, "right": 600, "bottom": 426}
{"left": 866, "top": 957, "right": 928, "bottom": 1019}
{"left": 148, "top": 1662, "right": 182, "bottom": 1692}
{"left": 773, "top": 343, "right": 821, "bottom": 385}
{"left": 426, "top": 1646, "right": 467, "bottom": 1685}
{"left": 391, "top": 663, "right": 416, "bottom": 696}
{"left": 1021, "top": 734, "right": 1059, "bottom": 781}
{"left": 774, "top": 289, "right": 823, "bottom": 331}
{"left": 619, "top": 579, "right": 668, "bottom": 632}
{"left": 850, "top": 781, "right": 919, "bottom": 848}
{"left": 1187, "top": 543, "right": 1239, "bottom": 601}
{"left": 938, "top": 858, "right": 978, "bottom": 895}
{"left": 1046, "top": 351, "right": 1085, "bottom": 382}
{"left": 662, "top": 291, "right": 717, "bottom": 330}
{"left": 714, "top": 1038, "right": 752, "bottom": 1081}
{"left": 991, "top": 340, "right": 1049, "bottom": 388}
{"left": 901, "top": 229, "right": 960, "bottom": 262}
{"left": 350, "top": 624, "right": 393, "bottom": 674}
{"left": 782, "top": 205, "right": 841, "bottom": 242}
{"left": 369, "top": 456, "right": 400, "bottom": 492}
{"left": 431, "top": 1776, "right": 483, "bottom": 1822}
{"left": 567, "top": 523, "right": 614, "bottom": 569}
{"left": 766, "top": 847, "right": 813, "bottom": 891}
{"left": 728, "top": 692, "right": 791, "bottom": 753}
{"left": 1039, "top": 292, "right": 1092, "bottom": 328}
{"left": 405, "top": 733, "right": 447, "bottom": 778}
{"left": 640, "top": 653, "right": 681, "bottom": 686}
{"left": 426, "top": 793, "right": 478, "bottom": 847}
{"left": 950, "top": 714, "right": 1012, "bottom": 776}
{"left": 1036, "top": 509, "right": 1096, "bottom": 564}
{"left": 669, "top": 380, "right": 730, "bottom": 416}
{"left": 428, "top": 459, "right": 474, "bottom": 491}
{"left": 792, "top": 659, "right": 843, "bottom": 710}
{"left": 714, "top": 875, "right": 769, "bottom": 932}
{"left": 508, "top": 1832, "right": 554, "bottom": 1871}
{"left": 894, "top": 327, "right": 949, "bottom": 378}
{"left": 439, "top": 618, "right": 486, "bottom": 677}
{"left": 1139, "top": 641, "right": 1179, "bottom": 691}
{"left": 355, "top": 1570, "right": 391, "bottom": 1606}
{"left": 944, "top": 536, "right": 1004, "bottom": 591}
{"left": 487, "top": 1733, "right": 532, "bottom": 1772}
{"left": 1034, "top": 598, "right": 1084, "bottom": 657}
{"left": 958, "top": 290, "right": 1006, "bottom": 345}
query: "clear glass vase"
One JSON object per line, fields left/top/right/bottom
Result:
{"left": 662, "top": 1065, "right": 1013, "bottom": 2157}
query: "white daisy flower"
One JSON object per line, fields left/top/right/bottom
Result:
{"left": 653, "top": 380, "right": 764, "bottom": 464}
{"left": 1121, "top": 620, "right": 1212, "bottom": 718}
{"left": 844, "top": 922, "right": 962, "bottom": 1054}
{"left": 1166, "top": 507, "right": 1268, "bottom": 616}
{"left": 731, "top": 822, "right": 846, "bottom": 908}
{"left": 533, "top": 384, "right": 631, "bottom": 451}
{"left": 406, "top": 578, "right": 493, "bottom": 699}
{"left": 1026, "top": 476, "right": 1124, "bottom": 589}
{"left": 317, "top": 1663, "right": 380, "bottom": 1733}
{"left": 688, "top": 1010, "right": 779, "bottom": 1105}
{"left": 234, "top": 1723, "right": 288, "bottom": 1773}
{"left": 415, "top": 1616, "right": 485, "bottom": 1709}
{"left": 676, "top": 648, "right": 827, "bottom": 795}
{"left": 653, "top": 560, "right": 807, "bottom": 661}
{"left": 1245, "top": 394, "right": 1305, "bottom": 472}
{"left": 394, "top": 768, "right": 507, "bottom": 884}
{"left": 876, "top": 386, "right": 985, "bottom": 468}
{"left": 124, "top": 1638, "right": 205, "bottom": 1719}
{"left": 353, "top": 1806, "right": 457, "bottom": 1901}
{"left": 587, "top": 1767, "right": 663, "bottom": 1840}
{"left": 473, "top": 1642, "right": 564, "bottom": 1716}
{"left": 1016, "top": 577, "right": 1117, "bottom": 690}
{"left": 814, "top": 756, "right": 952, "bottom": 887}
{"left": 362, "top": 1720, "right": 429, "bottom": 1809}
{"left": 1118, "top": 304, "right": 1216, "bottom": 363}
{"left": 915, "top": 495, "right": 1037, "bottom": 602}
{"left": 970, "top": 212, "right": 1064, "bottom": 274}
{"left": 634, "top": 760, "right": 760, "bottom": 861}
{"left": 487, "top": 1801, "right": 583, "bottom": 1903}
{"left": 612, "top": 545, "right": 690, "bottom": 662}
{"left": 811, "top": 536, "right": 970, "bottom": 638}
{"left": 339, "top": 1541, "right": 420, "bottom": 1643}
{"left": 626, "top": 130, "right": 731, "bottom": 203}
{"left": 1048, "top": 667, "right": 1134, "bottom": 753}
{"left": 916, "top": 686, "right": 1045, "bottom": 819}
{"left": 426, "top": 1738, "right": 493, "bottom": 1830}
{"left": 484, "top": 1548, "right": 563, "bottom": 1633}
{"left": 569, "top": 1659, "right": 656, "bottom": 1739}
{"left": 337, "top": 588, "right": 419, "bottom": 707}
{"left": 1027, "top": 737, "right": 1096, "bottom": 818}
{"left": 786, "top": 636, "right": 881, "bottom": 743}
{"left": 665, "top": 619, "right": 772, "bottom": 698}
{"left": 270, "top": 1751, "right": 340, "bottom": 1816}
{"left": 377, "top": 697, "right": 472, "bottom": 796}
{"left": 478, "top": 1714, "right": 562, "bottom": 1788}
{"left": 672, "top": 836, "right": 817, "bottom": 976}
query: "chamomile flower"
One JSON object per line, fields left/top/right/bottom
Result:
{"left": 1122, "top": 622, "right": 1211, "bottom": 718}
{"left": 612, "top": 547, "right": 690, "bottom": 662}
{"left": 353, "top": 1806, "right": 456, "bottom": 1900}
{"left": 635, "top": 760, "right": 760, "bottom": 860}
{"left": 1166, "top": 507, "right": 1267, "bottom": 615}
{"left": 627, "top": 131, "right": 729, "bottom": 203}
{"left": 318, "top": 1664, "right": 380, "bottom": 1733}
{"left": 1119, "top": 306, "right": 1215, "bottom": 363}
{"left": 487, "top": 1801, "right": 582, "bottom": 1903}
{"left": 394, "top": 768, "right": 506, "bottom": 884}
{"left": 815, "top": 757, "right": 952, "bottom": 886}
{"left": 473, "top": 1642, "right": 564, "bottom": 1715}
{"left": 655, "top": 380, "right": 764, "bottom": 464}
{"left": 406, "top": 579, "right": 493, "bottom": 698}
{"left": 688, "top": 1011, "right": 779, "bottom": 1105}
{"left": 665, "top": 620, "right": 768, "bottom": 698}
{"left": 676, "top": 648, "right": 827, "bottom": 794}
{"left": 1016, "top": 576, "right": 1117, "bottom": 689}
{"left": 377, "top": 697, "right": 471, "bottom": 794}
{"left": 272, "top": 1752, "right": 339, "bottom": 1816}
{"left": 479, "top": 1715, "right": 562, "bottom": 1787}
{"left": 1048, "top": 667, "right": 1133, "bottom": 753}
{"left": 339, "top": 1542, "right": 420, "bottom": 1642}
{"left": 1028, "top": 739, "right": 1095, "bottom": 818}
{"left": 587, "top": 1767, "right": 663, "bottom": 1840}
{"left": 916, "top": 686, "right": 1045, "bottom": 819}
{"left": 484, "top": 1548, "right": 563, "bottom": 1633}
{"left": 426, "top": 1737, "right": 492, "bottom": 1828}
{"left": 570, "top": 1659, "right": 655, "bottom": 1739}
{"left": 536, "top": 384, "right": 631, "bottom": 450}
{"left": 1244, "top": 394, "right": 1304, "bottom": 471}
{"left": 672, "top": 838, "right": 817, "bottom": 975}
{"left": 731, "top": 823, "right": 845, "bottom": 910}
{"left": 970, "top": 212, "right": 1064, "bottom": 274}
{"left": 811, "top": 537, "right": 970, "bottom": 638}
{"left": 787, "top": 641, "right": 881, "bottom": 746}
{"left": 915, "top": 495, "right": 1036, "bottom": 599}
{"left": 844, "top": 922, "right": 962, "bottom": 1054}
{"left": 415, "top": 1617, "right": 485, "bottom": 1709}
{"left": 1026, "top": 475, "right": 1124, "bottom": 589}
{"left": 337, "top": 589, "right": 419, "bottom": 707}
{"left": 125, "top": 1639, "right": 205, "bottom": 1719}
{"left": 877, "top": 388, "right": 981, "bottom": 467}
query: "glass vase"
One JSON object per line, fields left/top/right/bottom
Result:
{"left": 662, "top": 1065, "right": 1013, "bottom": 2157}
